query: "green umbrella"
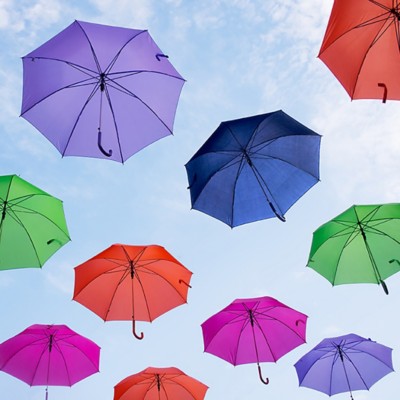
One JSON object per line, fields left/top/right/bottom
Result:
{"left": 307, "top": 203, "right": 400, "bottom": 295}
{"left": 0, "top": 175, "right": 70, "bottom": 270}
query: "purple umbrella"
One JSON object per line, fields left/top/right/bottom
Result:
{"left": 21, "top": 20, "right": 185, "bottom": 163}
{"left": 201, "top": 296, "right": 307, "bottom": 384}
{"left": 294, "top": 333, "right": 394, "bottom": 399}
{"left": 0, "top": 324, "right": 100, "bottom": 399}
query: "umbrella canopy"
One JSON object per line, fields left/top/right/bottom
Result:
{"left": 0, "top": 324, "right": 100, "bottom": 399}
{"left": 294, "top": 333, "right": 394, "bottom": 399}
{"left": 73, "top": 244, "right": 192, "bottom": 339}
{"left": 201, "top": 296, "right": 307, "bottom": 384}
{"left": 114, "top": 367, "right": 208, "bottom": 400}
{"left": 319, "top": 0, "right": 400, "bottom": 102}
{"left": 307, "top": 203, "right": 400, "bottom": 294}
{"left": 0, "top": 174, "right": 70, "bottom": 270}
{"left": 185, "top": 110, "right": 321, "bottom": 227}
{"left": 21, "top": 20, "right": 185, "bottom": 162}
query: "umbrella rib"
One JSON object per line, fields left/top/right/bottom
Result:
{"left": 23, "top": 56, "right": 98, "bottom": 77}
{"left": 232, "top": 314, "right": 251, "bottom": 365}
{"left": 351, "top": 13, "right": 394, "bottom": 98}
{"left": 0, "top": 175, "right": 14, "bottom": 244}
{"left": 107, "top": 69, "right": 185, "bottom": 81}
{"left": 53, "top": 335, "right": 100, "bottom": 378}
{"left": 0, "top": 335, "right": 50, "bottom": 371}
{"left": 230, "top": 155, "right": 248, "bottom": 226}
{"left": 62, "top": 82, "right": 101, "bottom": 157}
{"left": 131, "top": 271, "right": 153, "bottom": 321}
{"left": 161, "top": 377, "right": 200, "bottom": 399}
{"left": 250, "top": 152, "right": 320, "bottom": 180}
{"left": 254, "top": 311, "right": 307, "bottom": 343}
{"left": 51, "top": 337, "right": 73, "bottom": 387}
{"left": 138, "top": 264, "right": 190, "bottom": 304}
{"left": 20, "top": 77, "right": 98, "bottom": 117}
{"left": 318, "top": 10, "right": 389, "bottom": 57}
{"left": 75, "top": 21, "right": 102, "bottom": 74}
{"left": 105, "top": 30, "right": 147, "bottom": 74}
{"left": 103, "top": 267, "right": 131, "bottom": 321}
{"left": 104, "top": 78, "right": 175, "bottom": 135}
{"left": 3, "top": 208, "right": 45, "bottom": 266}
{"left": 248, "top": 159, "right": 285, "bottom": 219}
{"left": 102, "top": 84, "right": 124, "bottom": 161}
{"left": 7, "top": 197, "right": 70, "bottom": 236}
{"left": 119, "top": 245, "right": 153, "bottom": 321}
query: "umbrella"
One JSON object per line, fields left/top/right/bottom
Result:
{"left": 185, "top": 110, "right": 321, "bottom": 227}
{"left": 73, "top": 244, "right": 192, "bottom": 339}
{"left": 114, "top": 367, "right": 208, "bottom": 400}
{"left": 0, "top": 174, "right": 70, "bottom": 270}
{"left": 307, "top": 203, "right": 400, "bottom": 294}
{"left": 0, "top": 324, "right": 100, "bottom": 399}
{"left": 201, "top": 296, "right": 307, "bottom": 384}
{"left": 294, "top": 333, "right": 394, "bottom": 399}
{"left": 21, "top": 20, "right": 185, "bottom": 162}
{"left": 319, "top": 0, "right": 400, "bottom": 102}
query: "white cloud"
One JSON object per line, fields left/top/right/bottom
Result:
{"left": 87, "top": 0, "right": 153, "bottom": 27}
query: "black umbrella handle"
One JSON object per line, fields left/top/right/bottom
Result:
{"left": 156, "top": 53, "right": 169, "bottom": 61}
{"left": 380, "top": 279, "right": 389, "bottom": 295}
{"left": 257, "top": 364, "right": 269, "bottom": 385}
{"left": 378, "top": 83, "right": 387, "bottom": 103}
{"left": 98, "top": 129, "right": 113, "bottom": 157}
{"left": 179, "top": 279, "right": 192, "bottom": 288}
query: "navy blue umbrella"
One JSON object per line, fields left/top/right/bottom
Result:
{"left": 185, "top": 110, "right": 321, "bottom": 227}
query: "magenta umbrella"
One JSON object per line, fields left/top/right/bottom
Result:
{"left": 0, "top": 324, "right": 100, "bottom": 399}
{"left": 201, "top": 296, "right": 307, "bottom": 384}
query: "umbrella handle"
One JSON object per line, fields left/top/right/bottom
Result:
{"left": 380, "top": 279, "right": 389, "bottom": 295}
{"left": 132, "top": 319, "right": 144, "bottom": 340}
{"left": 98, "top": 129, "right": 113, "bottom": 157}
{"left": 179, "top": 279, "right": 192, "bottom": 288}
{"left": 257, "top": 364, "right": 269, "bottom": 385}
{"left": 156, "top": 53, "right": 169, "bottom": 61}
{"left": 378, "top": 83, "right": 387, "bottom": 103}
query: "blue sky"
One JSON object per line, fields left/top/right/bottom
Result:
{"left": 1, "top": 0, "right": 400, "bottom": 399}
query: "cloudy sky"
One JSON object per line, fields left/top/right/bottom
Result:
{"left": 0, "top": 0, "right": 400, "bottom": 399}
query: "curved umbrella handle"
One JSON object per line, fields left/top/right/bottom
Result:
{"left": 257, "top": 364, "right": 269, "bottom": 385}
{"left": 179, "top": 279, "right": 192, "bottom": 288}
{"left": 132, "top": 319, "right": 144, "bottom": 340}
{"left": 378, "top": 83, "right": 387, "bottom": 103}
{"left": 156, "top": 53, "right": 169, "bottom": 61}
{"left": 98, "top": 129, "right": 113, "bottom": 157}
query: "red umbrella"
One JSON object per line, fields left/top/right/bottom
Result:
{"left": 73, "top": 244, "right": 192, "bottom": 339}
{"left": 319, "top": 0, "right": 400, "bottom": 102}
{"left": 114, "top": 367, "right": 208, "bottom": 400}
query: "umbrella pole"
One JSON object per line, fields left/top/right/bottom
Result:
{"left": 97, "top": 84, "right": 112, "bottom": 157}
{"left": 45, "top": 386, "right": 48, "bottom": 400}
{"left": 337, "top": 346, "right": 354, "bottom": 400}
{"left": 247, "top": 307, "right": 270, "bottom": 385}
{"left": 246, "top": 159, "right": 286, "bottom": 222}
{"left": 357, "top": 221, "right": 389, "bottom": 294}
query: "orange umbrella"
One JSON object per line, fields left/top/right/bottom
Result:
{"left": 319, "top": 0, "right": 400, "bottom": 102}
{"left": 73, "top": 244, "right": 192, "bottom": 339}
{"left": 114, "top": 367, "right": 208, "bottom": 400}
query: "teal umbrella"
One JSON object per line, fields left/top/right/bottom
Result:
{"left": 0, "top": 175, "right": 70, "bottom": 270}
{"left": 307, "top": 203, "right": 400, "bottom": 294}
